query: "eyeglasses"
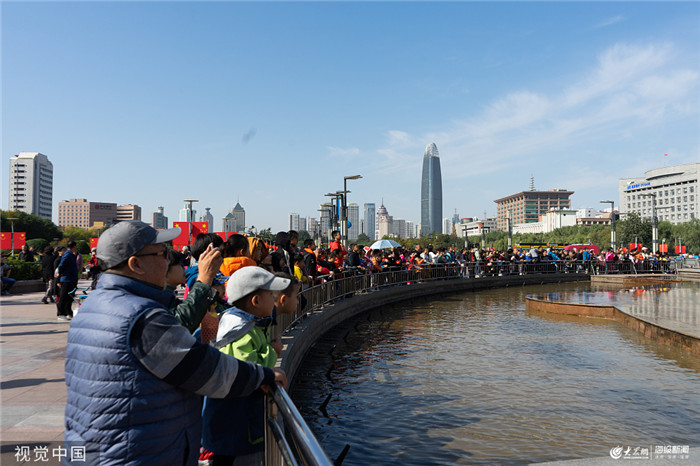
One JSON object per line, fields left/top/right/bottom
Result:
{"left": 134, "top": 248, "right": 169, "bottom": 259}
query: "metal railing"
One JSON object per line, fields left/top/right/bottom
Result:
{"left": 265, "top": 385, "right": 333, "bottom": 466}
{"left": 264, "top": 258, "right": 676, "bottom": 465}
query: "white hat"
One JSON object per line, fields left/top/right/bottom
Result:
{"left": 226, "top": 266, "right": 290, "bottom": 304}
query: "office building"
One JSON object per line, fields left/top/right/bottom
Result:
{"left": 619, "top": 163, "right": 698, "bottom": 224}
{"left": 289, "top": 213, "right": 300, "bottom": 231}
{"left": 347, "top": 203, "right": 359, "bottom": 240}
{"left": 223, "top": 202, "right": 246, "bottom": 233}
{"left": 58, "top": 199, "right": 118, "bottom": 228}
{"left": 461, "top": 218, "right": 498, "bottom": 238}
{"left": 363, "top": 203, "right": 376, "bottom": 240}
{"left": 152, "top": 207, "right": 168, "bottom": 229}
{"left": 8, "top": 152, "right": 53, "bottom": 220}
{"left": 116, "top": 204, "right": 141, "bottom": 222}
{"left": 494, "top": 188, "right": 573, "bottom": 231}
{"left": 420, "top": 143, "right": 443, "bottom": 236}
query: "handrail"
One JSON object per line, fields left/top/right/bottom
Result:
{"left": 265, "top": 385, "right": 333, "bottom": 466}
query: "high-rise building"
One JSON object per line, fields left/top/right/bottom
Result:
{"left": 420, "top": 143, "right": 443, "bottom": 236}
{"left": 619, "top": 163, "right": 698, "bottom": 225}
{"left": 363, "top": 203, "right": 376, "bottom": 240}
{"left": 152, "top": 206, "right": 168, "bottom": 229}
{"left": 58, "top": 199, "right": 118, "bottom": 228}
{"left": 308, "top": 218, "right": 319, "bottom": 239}
{"left": 442, "top": 218, "right": 452, "bottom": 235}
{"left": 494, "top": 187, "right": 574, "bottom": 231}
{"left": 8, "top": 152, "right": 53, "bottom": 220}
{"left": 178, "top": 203, "right": 197, "bottom": 222}
{"left": 223, "top": 202, "right": 246, "bottom": 233}
{"left": 289, "top": 213, "right": 300, "bottom": 231}
{"left": 406, "top": 221, "right": 415, "bottom": 239}
{"left": 319, "top": 208, "right": 331, "bottom": 241}
{"left": 200, "top": 207, "right": 214, "bottom": 226}
{"left": 347, "top": 203, "right": 360, "bottom": 240}
{"left": 116, "top": 204, "right": 142, "bottom": 222}
{"left": 376, "top": 203, "right": 393, "bottom": 239}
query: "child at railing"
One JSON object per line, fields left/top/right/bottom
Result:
{"left": 201, "top": 267, "right": 290, "bottom": 466}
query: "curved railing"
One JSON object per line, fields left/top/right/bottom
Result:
{"left": 263, "top": 258, "right": 677, "bottom": 465}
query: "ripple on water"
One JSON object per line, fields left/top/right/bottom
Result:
{"left": 290, "top": 282, "right": 700, "bottom": 465}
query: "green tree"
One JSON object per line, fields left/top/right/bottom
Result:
{"left": 297, "top": 230, "right": 311, "bottom": 243}
{"left": 617, "top": 212, "right": 652, "bottom": 247}
{"left": 356, "top": 233, "right": 372, "bottom": 246}
{"left": 672, "top": 218, "right": 700, "bottom": 254}
{"left": 1, "top": 210, "right": 62, "bottom": 243}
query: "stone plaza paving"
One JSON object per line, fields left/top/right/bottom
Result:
{"left": 1, "top": 282, "right": 85, "bottom": 464}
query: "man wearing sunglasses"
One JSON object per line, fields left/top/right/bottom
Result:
{"left": 64, "top": 221, "right": 286, "bottom": 465}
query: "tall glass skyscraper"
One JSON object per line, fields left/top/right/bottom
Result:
{"left": 420, "top": 143, "right": 443, "bottom": 236}
{"left": 363, "top": 203, "right": 376, "bottom": 240}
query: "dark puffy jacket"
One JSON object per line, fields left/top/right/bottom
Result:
{"left": 64, "top": 273, "right": 200, "bottom": 465}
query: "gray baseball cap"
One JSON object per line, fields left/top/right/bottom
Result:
{"left": 226, "top": 266, "right": 290, "bottom": 305}
{"left": 97, "top": 221, "right": 181, "bottom": 269}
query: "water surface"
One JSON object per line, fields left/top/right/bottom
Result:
{"left": 290, "top": 282, "right": 700, "bottom": 465}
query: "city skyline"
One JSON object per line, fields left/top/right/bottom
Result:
{"left": 2, "top": 2, "right": 698, "bottom": 232}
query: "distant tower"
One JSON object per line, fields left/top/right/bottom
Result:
{"left": 529, "top": 174, "right": 535, "bottom": 191}
{"left": 420, "top": 143, "right": 443, "bottom": 236}
{"left": 201, "top": 207, "right": 214, "bottom": 225}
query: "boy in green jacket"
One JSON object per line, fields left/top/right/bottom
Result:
{"left": 201, "top": 266, "right": 290, "bottom": 466}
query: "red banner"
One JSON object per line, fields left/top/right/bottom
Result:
{"left": 90, "top": 238, "right": 99, "bottom": 249}
{"left": 674, "top": 245, "right": 686, "bottom": 254}
{"left": 658, "top": 244, "right": 668, "bottom": 253}
{"left": 172, "top": 222, "right": 191, "bottom": 249}
{"left": 629, "top": 242, "right": 643, "bottom": 251}
{"left": 0, "top": 232, "right": 10, "bottom": 249}
{"left": 0, "top": 232, "right": 26, "bottom": 249}
{"left": 192, "top": 222, "right": 209, "bottom": 238}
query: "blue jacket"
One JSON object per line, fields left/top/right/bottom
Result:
{"left": 58, "top": 249, "right": 79, "bottom": 283}
{"left": 64, "top": 273, "right": 201, "bottom": 465}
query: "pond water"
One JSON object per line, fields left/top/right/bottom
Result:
{"left": 290, "top": 282, "right": 700, "bottom": 465}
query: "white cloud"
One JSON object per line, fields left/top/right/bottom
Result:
{"left": 594, "top": 16, "right": 625, "bottom": 29}
{"left": 372, "top": 41, "right": 698, "bottom": 181}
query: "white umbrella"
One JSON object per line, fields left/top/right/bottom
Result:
{"left": 369, "top": 239, "right": 401, "bottom": 249}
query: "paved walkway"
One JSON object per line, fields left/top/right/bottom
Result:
{"left": 1, "top": 282, "right": 90, "bottom": 465}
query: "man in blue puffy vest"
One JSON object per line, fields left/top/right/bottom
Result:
{"left": 64, "top": 221, "right": 286, "bottom": 465}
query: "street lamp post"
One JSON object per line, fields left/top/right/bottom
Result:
{"left": 183, "top": 199, "right": 199, "bottom": 245}
{"left": 319, "top": 203, "right": 334, "bottom": 244}
{"left": 600, "top": 201, "right": 616, "bottom": 250}
{"left": 324, "top": 193, "right": 343, "bottom": 239}
{"left": 342, "top": 175, "right": 362, "bottom": 246}
{"left": 7, "top": 217, "right": 18, "bottom": 257}
{"left": 507, "top": 210, "right": 513, "bottom": 249}
{"left": 639, "top": 193, "right": 658, "bottom": 254}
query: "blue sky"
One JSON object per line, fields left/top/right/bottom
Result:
{"left": 2, "top": 1, "right": 699, "bottom": 233}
